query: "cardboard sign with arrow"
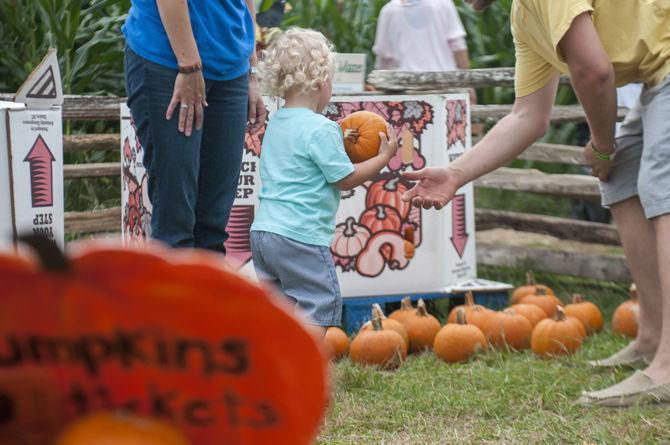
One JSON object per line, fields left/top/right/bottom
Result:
{"left": 0, "top": 49, "right": 64, "bottom": 248}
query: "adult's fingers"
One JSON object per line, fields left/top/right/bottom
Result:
{"left": 166, "top": 97, "right": 179, "bottom": 120}
{"left": 185, "top": 104, "right": 195, "bottom": 137}
{"left": 195, "top": 102, "right": 204, "bottom": 131}
{"left": 401, "top": 185, "right": 419, "bottom": 202}
{"left": 248, "top": 96, "right": 257, "bottom": 124}
{"left": 178, "top": 104, "right": 188, "bottom": 134}
{"left": 402, "top": 168, "right": 428, "bottom": 181}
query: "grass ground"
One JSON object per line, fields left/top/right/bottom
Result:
{"left": 316, "top": 267, "right": 670, "bottom": 445}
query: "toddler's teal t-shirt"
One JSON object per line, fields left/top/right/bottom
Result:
{"left": 251, "top": 107, "right": 355, "bottom": 247}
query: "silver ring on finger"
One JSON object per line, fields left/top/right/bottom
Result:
{"left": 180, "top": 103, "right": 189, "bottom": 110}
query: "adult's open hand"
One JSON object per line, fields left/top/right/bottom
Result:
{"left": 401, "top": 167, "right": 461, "bottom": 210}
{"left": 166, "top": 71, "right": 207, "bottom": 137}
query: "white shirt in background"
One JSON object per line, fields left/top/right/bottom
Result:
{"left": 373, "top": 0, "right": 467, "bottom": 71}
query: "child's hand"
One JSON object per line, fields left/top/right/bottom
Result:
{"left": 378, "top": 124, "right": 398, "bottom": 162}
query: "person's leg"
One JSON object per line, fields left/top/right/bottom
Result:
{"left": 646, "top": 215, "right": 670, "bottom": 382}
{"left": 124, "top": 47, "right": 201, "bottom": 247}
{"left": 609, "top": 198, "right": 662, "bottom": 357}
{"left": 193, "top": 74, "right": 249, "bottom": 253}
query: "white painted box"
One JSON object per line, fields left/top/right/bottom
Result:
{"left": 121, "top": 94, "right": 476, "bottom": 297}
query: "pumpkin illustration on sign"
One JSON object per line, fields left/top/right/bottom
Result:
{"left": 0, "top": 236, "right": 328, "bottom": 445}
{"left": 339, "top": 110, "right": 388, "bottom": 163}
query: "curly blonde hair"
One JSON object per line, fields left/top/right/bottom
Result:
{"left": 259, "top": 27, "right": 335, "bottom": 99}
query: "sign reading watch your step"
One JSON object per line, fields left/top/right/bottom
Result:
{"left": 0, "top": 49, "right": 64, "bottom": 248}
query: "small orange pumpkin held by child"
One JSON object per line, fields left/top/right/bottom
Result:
{"left": 359, "top": 303, "right": 409, "bottom": 347}
{"left": 510, "top": 303, "right": 548, "bottom": 327}
{"left": 564, "top": 294, "right": 604, "bottom": 334}
{"left": 338, "top": 110, "right": 388, "bottom": 163}
{"left": 483, "top": 308, "right": 533, "bottom": 351}
{"left": 389, "top": 296, "right": 415, "bottom": 324}
{"left": 510, "top": 271, "right": 555, "bottom": 304}
{"left": 403, "top": 299, "right": 441, "bottom": 353}
{"left": 519, "top": 288, "right": 563, "bottom": 318}
{"left": 612, "top": 283, "right": 640, "bottom": 337}
{"left": 531, "top": 306, "right": 586, "bottom": 357}
{"left": 349, "top": 311, "right": 407, "bottom": 370}
{"left": 447, "top": 291, "right": 495, "bottom": 332}
{"left": 54, "top": 412, "right": 190, "bottom": 445}
{"left": 323, "top": 326, "right": 350, "bottom": 359}
{"left": 434, "top": 308, "right": 487, "bottom": 363}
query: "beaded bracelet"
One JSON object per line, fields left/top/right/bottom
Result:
{"left": 590, "top": 141, "right": 615, "bottom": 161}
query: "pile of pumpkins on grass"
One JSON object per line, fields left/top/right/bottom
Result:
{"left": 324, "top": 272, "right": 641, "bottom": 369}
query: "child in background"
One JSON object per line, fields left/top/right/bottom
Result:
{"left": 251, "top": 28, "right": 398, "bottom": 333}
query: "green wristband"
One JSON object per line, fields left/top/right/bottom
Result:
{"left": 591, "top": 142, "right": 614, "bottom": 161}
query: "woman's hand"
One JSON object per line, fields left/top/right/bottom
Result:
{"left": 166, "top": 71, "right": 207, "bottom": 137}
{"left": 401, "top": 167, "right": 462, "bottom": 210}
{"left": 248, "top": 76, "right": 267, "bottom": 128}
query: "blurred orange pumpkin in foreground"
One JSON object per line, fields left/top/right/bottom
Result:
{"left": 0, "top": 235, "right": 328, "bottom": 445}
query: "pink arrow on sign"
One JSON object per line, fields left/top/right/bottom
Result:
{"left": 23, "top": 134, "right": 55, "bottom": 208}
{"left": 450, "top": 193, "right": 468, "bottom": 258}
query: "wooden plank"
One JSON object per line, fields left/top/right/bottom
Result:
{"left": 475, "top": 209, "right": 619, "bottom": 245}
{"left": 472, "top": 104, "right": 628, "bottom": 123}
{"left": 476, "top": 229, "right": 630, "bottom": 282}
{"left": 64, "top": 207, "right": 121, "bottom": 235}
{"left": 471, "top": 138, "right": 586, "bottom": 165}
{"left": 64, "top": 133, "right": 119, "bottom": 153}
{"left": 475, "top": 167, "right": 600, "bottom": 200}
{"left": 64, "top": 162, "right": 120, "bottom": 179}
{"left": 368, "top": 68, "right": 571, "bottom": 90}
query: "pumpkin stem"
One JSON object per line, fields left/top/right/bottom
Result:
{"left": 371, "top": 303, "right": 387, "bottom": 319}
{"left": 343, "top": 128, "right": 359, "bottom": 143}
{"left": 572, "top": 294, "right": 584, "bottom": 304}
{"left": 374, "top": 204, "right": 387, "bottom": 219}
{"left": 536, "top": 287, "right": 547, "bottom": 296}
{"left": 554, "top": 306, "right": 567, "bottom": 321}
{"left": 400, "top": 297, "right": 413, "bottom": 311}
{"left": 343, "top": 217, "right": 357, "bottom": 237}
{"left": 17, "top": 233, "right": 70, "bottom": 273}
{"left": 456, "top": 307, "right": 468, "bottom": 325}
{"left": 464, "top": 291, "right": 475, "bottom": 307}
{"left": 629, "top": 283, "right": 638, "bottom": 301}
{"left": 371, "top": 314, "right": 383, "bottom": 331}
{"left": 526, "top": 271, "right": 536, "bottom": 285}
{"left": 383, "top": 176, "right": 400, "bottom": 192}
{"left": 416, "top": 298, "right": 428, "bottom": 317}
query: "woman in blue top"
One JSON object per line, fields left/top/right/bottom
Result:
{"left": 123, "top": 0, "right": 266, "bottom": 252}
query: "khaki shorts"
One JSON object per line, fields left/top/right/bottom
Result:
{"left": 601, "top": 75, "right": 670, "bottom": 219}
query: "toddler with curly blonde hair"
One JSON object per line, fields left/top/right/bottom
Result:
{"left": 251, "top": 28, "right": 398, "bottom": 333}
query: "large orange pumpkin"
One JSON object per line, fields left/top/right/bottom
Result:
{"left": 0, "top": 236, "right": 328, "bottom": 445}
{"left": 519, "top": 288, "right": 563, "bottom": 317}
{"left": 612, "top": 283, "right": 639, "bottom": 338}
{"left": 510, "top": 271, "right": 555, "bottom": 304}
{"left": 531, "top": 306, "right": 586, "bottom": 357}
{"left": 510, "top": 303, "right": 547, "bottom": 327}
{"left": 564, "top": 294, "right": 604, "bottom": 334}
{"left": 349, "top": 314, "right": 407, "bottom": 370}
{"left": 359, "top": 304, "right": 409, "bottom": 348}
{"left": 54, "top": 412, "right": 190, "bottom": 445}
{"left": 447, "top": 291, "right": 494, "bottom": 332}
{"left": 483, "top": 308, "right": 533, "bottom": 350}
{"left": 403, "top": 299, "right": 441, "bottom": 353}
{"left": 339, "top": 111, "right": 388, "bottom": 163}
{"left": 323, "top": 327, "right": 350, "bottom": 359}
{"left": 433, "top": 308, "right": 487, "bottom": 363}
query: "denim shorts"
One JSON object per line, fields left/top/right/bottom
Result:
{"left": 250, "top": 230, "right": 342, "bottom": 326}
{"left": 601, "top": 75, "right": 670, "bottom": 218}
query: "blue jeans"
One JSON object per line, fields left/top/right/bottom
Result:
{"left": 124, "top": 47, "right": 248, "bottom": 252}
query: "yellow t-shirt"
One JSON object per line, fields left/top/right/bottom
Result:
{"left": 511, "top": 0, "right": 670, "bottom": 97}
